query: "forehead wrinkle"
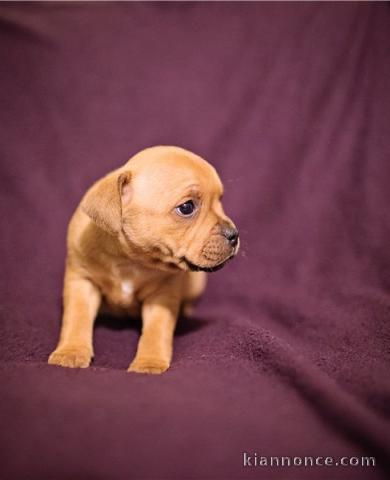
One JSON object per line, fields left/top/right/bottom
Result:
{"left": 133, "top": 161, "right": 223, "bottom": 203}
{"left": 169, "top": 183, "right": 201, "bottom": 201}
{"left": 182, "top": 183, "right": 201, "bottom": 196}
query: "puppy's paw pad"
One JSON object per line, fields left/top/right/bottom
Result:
{"left": 128, "top": 358, "right": 169, "bottom": 375}
{"left": 48, "top": 347, "right": 92, "bottom": 369}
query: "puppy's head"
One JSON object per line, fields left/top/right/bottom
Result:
{"left": 81, "top": 146, "right": 239, "bottom": 272}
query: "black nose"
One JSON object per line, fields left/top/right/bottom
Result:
{"left": 222, "top": 225, "right": 239, "bottom": 248}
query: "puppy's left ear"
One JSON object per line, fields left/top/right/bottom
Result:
{"left": 80, "top": 170, "right": 132, "bottom": 236}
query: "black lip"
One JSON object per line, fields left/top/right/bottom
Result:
{"left": 182, "top": 257, "right": 231, "bottom": 273}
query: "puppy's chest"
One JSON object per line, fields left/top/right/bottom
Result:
{"left": 98, "top": 266, "right": 141, "bottom": 311}
{"left": 97, "top": 262, "right": 162, "bottom": 313}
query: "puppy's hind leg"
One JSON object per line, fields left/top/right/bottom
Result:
{"left": 48, "top": 267, "right": 101, "bottom": 368}
{"left": 181, "top": 271, "right": 207, "bottom": 317}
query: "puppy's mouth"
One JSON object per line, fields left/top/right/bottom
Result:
{"left": 181, "top": 256, "right": 231, "bottom": 273}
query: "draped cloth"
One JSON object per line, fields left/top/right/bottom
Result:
{"left": 0, "top": 3, "right": 389, "bottom": 479}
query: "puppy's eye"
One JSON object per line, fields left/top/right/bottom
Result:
{"left": 176, "top": 200, "right": 196, "bottom": 217}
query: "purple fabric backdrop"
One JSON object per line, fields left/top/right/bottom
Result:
{"left": 0, "top": 2, "right": 389, "bottom": 479}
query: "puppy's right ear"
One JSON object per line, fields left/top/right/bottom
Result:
{"left": 80, "top": 170, "right": 132, "bottom": 236}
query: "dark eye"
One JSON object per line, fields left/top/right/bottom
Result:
{"left": 176, "top": 200, "right": 196, "bottom": 217}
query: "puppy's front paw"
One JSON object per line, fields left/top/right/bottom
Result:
{"left": 48, "top": 346, "right": 92, "bottom": 369}
{"left": 128, "top": 357, "right": 170, "bottom": 375}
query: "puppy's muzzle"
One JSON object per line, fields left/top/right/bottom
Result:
{"left": 221, "top": 224, "right": 239, "bottom": 249}
{"left": 181, "top": 222, "right": 239, "bottom": 273}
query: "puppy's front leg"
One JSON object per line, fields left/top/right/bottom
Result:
{"left": 48, "top": 269, "right": 101, "bottom": 368}
{"left": 128, "top": 292, "right": 180, "bottom": 375}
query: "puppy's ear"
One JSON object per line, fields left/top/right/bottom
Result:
{"left": 80, "top": 171, "right": 132, "bottom": 235}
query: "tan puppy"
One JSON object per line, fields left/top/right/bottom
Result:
{"left": 48, "top": 146, "right": 239, "bottom": 374}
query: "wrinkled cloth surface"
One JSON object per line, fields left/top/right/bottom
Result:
{"left": 0, "top": 2, "right": 389, "bottom": 479}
